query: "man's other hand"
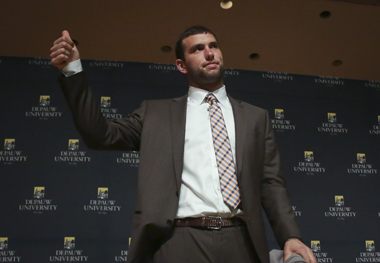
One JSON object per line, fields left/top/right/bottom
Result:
{"left": 284, "top": 239, "right": 316, "bottom": 263}
{"left": 50, "top": 30, "right": 80, "bottom": 70}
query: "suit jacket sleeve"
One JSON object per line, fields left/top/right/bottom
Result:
{"left": 260, "top": 110, "right": 302, "bottom": 248}
{"left": 59, "top": 71, "right": 144, "bottom": 151}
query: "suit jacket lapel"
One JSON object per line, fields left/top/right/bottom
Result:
{"left": 228, "top": 95, "right": 246, "bottom": 181}
{"left": 170, "top": 95, "right": 187, "bottom": 192}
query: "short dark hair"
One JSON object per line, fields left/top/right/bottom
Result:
{"left": 175, "top": 25, "right": 218, "bottom": 61}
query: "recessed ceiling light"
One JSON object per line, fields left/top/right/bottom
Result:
{"left": 161, "top": 46, "right": 172, "bottom": 53}
{"left": 220, "top": 1, "right": 233, "bottom": 9}
{"left": 249, "top": 53, "right": 260, "bottom": 60}
{"left": 332, "top": 60, "right": 342, "bottom": 66}
{"left": 320, "top": 11, "right": 331, "bottom": 19}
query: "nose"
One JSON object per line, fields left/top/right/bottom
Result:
{"left": 204, "top": 47, "right": 214, "bottom": 60}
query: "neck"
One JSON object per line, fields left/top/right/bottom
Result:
{"left": 189, "top": 81, "right": 224, "bottom": 92}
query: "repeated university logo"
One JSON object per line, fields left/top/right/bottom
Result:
{"left": 0, "top": 237, "right": 22, "bottom": 262}
{"left": 28, "top": 57, "right": 51, "bottom": 67}
{"left": 275, "top": 109, "right": 284, "bottom": 119}
{"left": 0, "top": 238, "right": 8, "bottom": 250}
{"left": 89, "top": 59, "right": 124, "bottom": 68}
{"left": 271, "top": 109, "right": 296, "bottom": 131}
{"left": 328, "top": 113, "right": 337, "bottom": 123}
{"left": 1, "top": 139, "right": 28, "bottom": 164}
{"left": 357, "top": 153, "right": 366, "bottom": 164}
{"left": 292, "top": 206, "right": 302, "bottom": 217}
{"left": 50, "top": 237, "right": 89, "bottom": 262}
{"left": 4, "top": 139, "right": 15, "bottom": 150}
{"left": 314, "top": 76, "right": 344, "bottom": 86}
{"left": 347, "top": 153, "right": 377, "bottom": 176}
{"left": 84, "top": 188, "right": 121, "bottom": 214}
{"left": 294, "top": 151, "right": 326, "bottom": 175}
{"left": 335, "top": 196, "right": 344, "bottom": 207}
{"left": 148, "top": 63, "right": 178, "bottom": 73}
{"left": 100, "top": 96, "right": 123, "bottom": 119}
{"left": 55, "top": 139, "right": 91, "bottom": 164}
{"left": 325, "top": 195, "right": 356, "bottom": 219}
{"left": 64, "top": 237, "right": 75, "bottom": 250}
{"left": 261, "top": 71, "right": 294, "bottom": 81}
{"left": 318, "top": 112, "right": 348, "bottom": 135}
{"left": 68, "top": 140, "right": 79, "bottom": 151}
{"left": 101, "top": 97, "right": 111, "bottom": 108}
{"left": 311, "top": 240, "right": 333, "bottom": 262}
{"left": 114, "top": 238, "right": 131, "bottom": 262}
{"left": 19, "top": 186, "right": 57, "bottom": 213}
{"left": 98, "top": 188, "right": 108, "bottom": 200}
{"left": 364, "top": 80, "right": 380, "bottom": 90}
{"left": 223, "top": 68, "right": 240, "bottom": 77}
{"left": 366, "top": 241, "right": 375, "bottom": 252}
{"left": 116, "top": 151, "right": 140, "bottom": 167}
{"left": 34, "top": 187, "right": 45, "bottom": 199}
{"left": 356, "top": 240, "right": 379, "bottom": 262}
{"left": 311, "top": 241, "right": 320, "bottom": 252}
{"left": 369, "top": 115, "right": 380, "bottom": 135}
{"left": 305, "top": 151, "right": 314, "bottom": 162}
{"left": 40, "top": 95, "right": 50, "bottom": 106}
{"left": 25, "top": 95, "right": 63, "bottom": 119}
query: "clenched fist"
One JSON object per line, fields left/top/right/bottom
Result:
{"left": 50, "top": 30, "right": 80, "bottom": 70}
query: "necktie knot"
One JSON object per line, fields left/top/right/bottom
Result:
{"left": 205, "top": 94, "right": 218, "bottom": 106}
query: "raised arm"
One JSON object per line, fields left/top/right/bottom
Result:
{"left": 50, "top": 31, "right": 144, "bottom": 151}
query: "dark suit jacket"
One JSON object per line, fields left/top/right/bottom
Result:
{"left": 60, "top": 72, "right": 302, "bottom": 263}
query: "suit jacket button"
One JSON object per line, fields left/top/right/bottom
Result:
{"left": 167, "top": 220, "right": 172, "bottom": 226}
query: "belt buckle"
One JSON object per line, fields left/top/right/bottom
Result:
{"left": 207, "top": 216, "right": 223, "bottom": 230}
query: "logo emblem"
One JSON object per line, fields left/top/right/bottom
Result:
{"left": 98, "top": 188, "right": 108, "bottom": 199}
{"left": 311, "top": 241, "right": 320, "bottom": 252}
{"left": 4, "top": 139, "right": 15, "bottom": 150}
{"left": 39, "top": 95, "right": 50, "bottom": 106}
{"left": 64, "top": 237, "right": 75, "bottom": 249}
{"left": 335, "top": 196, "right": 344, "bottom": 207}
{"left": 357, "top": 153, "right": 366, "bottom": 164}
{"left": 101, "top": 97, "right": 111, "bottom": 108}
{"left": 34, "top": 187, "right": 45, "bottom": 199}
{"left": 304, "top": 151, "right": 314, "bottom": 162}
{"left": 275, "top": 109, "right": 284, "bottom": 119}
{"left": 328, "top": 113, "right": 337, "bottom": 123}
{"left": 366, "top": 241, "right": 375, "bottom": 252}
{"left": 0, "top": 237, "right": 8, "bottom": 250}
{"left": 68, "top": 139, "right": 79, "bottom": 151}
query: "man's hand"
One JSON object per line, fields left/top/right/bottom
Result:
{"left": 284, "top": 239, "right": 316, "bottom": 263}
{"left": 50, "top": 30, "right": 80, "bottom": 70}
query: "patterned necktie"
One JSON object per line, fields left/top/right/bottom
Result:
{"left": 205, "top": 93, "right": 241, "bottom": 209}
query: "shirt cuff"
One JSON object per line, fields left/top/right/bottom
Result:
{"left": 62, "top": 59, "right": 83, "bottom": 77}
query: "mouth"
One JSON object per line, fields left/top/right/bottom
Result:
{"left": 203, "top": 61, "right": 219, "bottom": 69}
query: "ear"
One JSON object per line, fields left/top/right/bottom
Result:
{"left": 176, "top": 59, "right": 187, "bottom": 74}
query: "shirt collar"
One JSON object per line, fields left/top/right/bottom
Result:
{"left": 187, "top": 85, "right": 228, "bottom": 106}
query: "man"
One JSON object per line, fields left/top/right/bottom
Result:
{"left": 50, "top": 26, "right": 316, "bottom": 263}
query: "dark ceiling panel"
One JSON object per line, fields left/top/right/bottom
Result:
{"left": 329, "top": 0, "right": 380, "bottom": 5}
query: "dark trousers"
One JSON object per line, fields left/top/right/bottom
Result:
{"left": 154, "top": 225, "right": 261, "bottom": 263}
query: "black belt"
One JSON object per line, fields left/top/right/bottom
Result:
{"left": 174, "top": 216, "right": 245, "bottom": 230}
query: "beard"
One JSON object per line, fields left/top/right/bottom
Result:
{"left": 188, "top": 63, "right": 225, "bottom": 86}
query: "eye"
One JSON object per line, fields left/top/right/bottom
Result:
{"left": 210, "top": 42, "right": 219, "bottom": 49}
{"left": 195, "top": 45, "right": 204, "bottom": 51}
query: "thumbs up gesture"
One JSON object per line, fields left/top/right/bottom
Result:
{"left": 50, "top": 30, "right": 80, "bottom": 70}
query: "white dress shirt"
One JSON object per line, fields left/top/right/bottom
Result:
{"left": 176, "top": 86, "right": 243, "bottom": 218}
